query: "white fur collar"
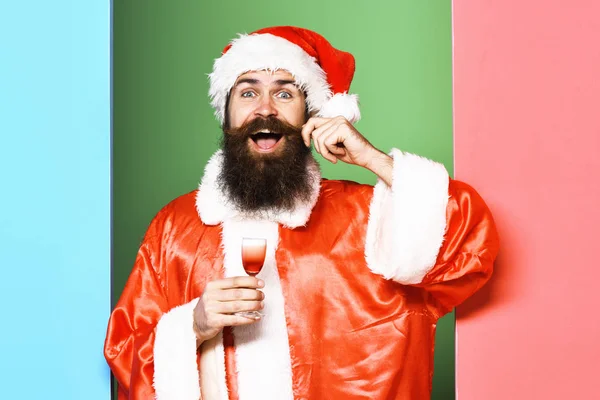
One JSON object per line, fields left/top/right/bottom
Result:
{"left": 195, "top": 150, "right": 322, "bottom": 228}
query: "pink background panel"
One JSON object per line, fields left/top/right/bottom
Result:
{"left": 453, "top": 1, "right": 600, "bottom": 399}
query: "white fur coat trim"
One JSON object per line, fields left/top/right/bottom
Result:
{"left": 153, "top": 298, "right": 201, "bottom": 400}
{"left": 221, "top": 219, "right": 294, "bottom": 400}
{"left": 365, "top": 148, "right": 450, "bottom": 284}
{"left": 195, "top": 150, "right": 321, "bottom": 228}
{"left": 200, "top": 332, "right": 228, "bottom": 400}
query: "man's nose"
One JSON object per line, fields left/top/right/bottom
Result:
{"left": 254, "top": 95, "right": 278, "bottom": 118}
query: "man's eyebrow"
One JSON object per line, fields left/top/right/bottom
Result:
{"left": 233, "top": 78, "right": 260, "bottom": 87}
{"left": 233, "top": 78, "right": 298, "bottom": 88}
{"left": 274, "top": 79, "right": 298, "bottom": 87}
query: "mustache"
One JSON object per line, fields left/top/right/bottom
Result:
{"left": 224, "top": 116, "right": 303, "bottom": 137}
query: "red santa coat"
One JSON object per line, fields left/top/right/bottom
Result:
{"left": 104, "top": 149, "right": 499, "bottom": 400}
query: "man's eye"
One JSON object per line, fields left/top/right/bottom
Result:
{"left": 277, "top": 92, "right": 292, "bottom": 99}
{"left": 241, "top": 91, "right": 255, "bottom": 98}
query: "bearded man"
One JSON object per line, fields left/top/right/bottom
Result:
{"left": 104, "top": 26, "right": 499, "bottom": 400}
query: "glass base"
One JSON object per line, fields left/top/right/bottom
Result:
{"left": 235, "top": 311, "right": 263, "bottom": 319}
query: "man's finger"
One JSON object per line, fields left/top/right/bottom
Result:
{"left": 318, "top": 123, "right": 346, "bottom": 163}
{"left": 221, "top": 314, "right": 262, "bottom": 325}
{"left": 206, "top": 276, "right": 264, "bottom": 290}
{"left": 325, "top": 137, "right": 347, "bottom": 156}
{"left": 301, "top": 117, "right": 334, "bottom": 147}
{"left": 311, "top": 125, "right": 326, "bottom": 156}
{"left": 207, "top": 313, "right": 261, "bottom": 328}
{"left": 214, "top": 288, "right": 265, "bottom": 301}
{"left": 308, "top": 120, "right": 337, "bottom": 156}
{"left": 215, "top": 300, "right": 264, "bottom": 314}
{"left": 318, "top": 135, "right": 338, "bottom": 163}
{"left": 301, "top": 119, "right": 317, "bottom": 147}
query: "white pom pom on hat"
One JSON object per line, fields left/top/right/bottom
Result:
{"left": 208, "top": 26, "right": 361, "bottom": 125}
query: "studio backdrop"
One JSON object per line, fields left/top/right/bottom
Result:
{"left": 112, "top": 1, "right": 455, "bottom": 398}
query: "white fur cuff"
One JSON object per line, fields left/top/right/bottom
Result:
{"left": 365, "top": 148, "right": 449, "bottom": 284}
{"left": 153, "top": 298, "right": 201, "bottom": 400}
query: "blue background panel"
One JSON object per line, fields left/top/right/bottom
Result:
{"left": 0, "top": 1, "right": 111, "bottom": 398}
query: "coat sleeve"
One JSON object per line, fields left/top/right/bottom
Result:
{"left": 104, "top": 219, "right": 201, "bottom": 400}
{"left": 365, "top": 148, "right": 499, "bottom": 317}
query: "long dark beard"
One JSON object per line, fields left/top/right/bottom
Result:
{"left": 218, "top": 116, "right": 317, "bottom": 213}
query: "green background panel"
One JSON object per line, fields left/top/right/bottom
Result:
{"left": 112, "top": 1, "right": 454, "bottom": 398}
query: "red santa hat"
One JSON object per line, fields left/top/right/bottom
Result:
{"left": 208, "top": 26, "right": 361, "bottom": 125}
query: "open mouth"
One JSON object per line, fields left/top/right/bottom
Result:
{"left": 250, "top": 130, "right": 283, "bottom": 152}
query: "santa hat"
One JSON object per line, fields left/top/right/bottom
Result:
{"left": 208, "top": 26, "right": 361, "bottom": 125}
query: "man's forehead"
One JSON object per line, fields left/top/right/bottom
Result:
{"left": 234, "top": 69, "right": 297, "bottom": 85}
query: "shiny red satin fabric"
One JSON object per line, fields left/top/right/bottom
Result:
{"left": 104, "top": 192, "right": 225, "bottom": 399}
{"left": 104, "top": 179, "right": 498, "bottom": 399}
